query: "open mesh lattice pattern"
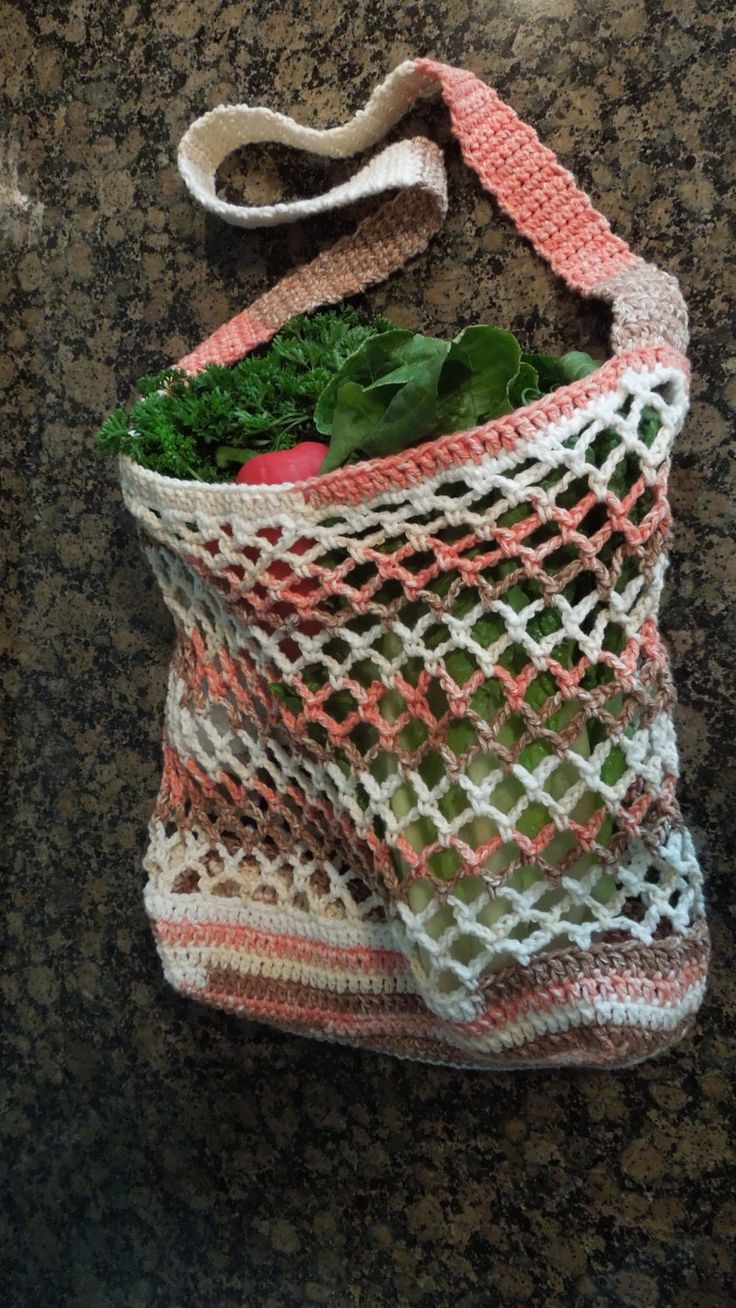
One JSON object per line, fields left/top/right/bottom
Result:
{"left": 125, "top": 355, "right": 703, "bottom": 1021}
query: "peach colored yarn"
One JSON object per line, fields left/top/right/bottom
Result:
{"left": 117, "top": 58, "right": 707, "bottom": 1067}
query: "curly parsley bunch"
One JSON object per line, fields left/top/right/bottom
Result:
{"left": 96, "top": 307, "right": 393, "bottom": 481}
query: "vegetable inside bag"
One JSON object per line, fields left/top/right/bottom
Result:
{"left": 119, "top": 58, "right": 708, "bottom": 1066}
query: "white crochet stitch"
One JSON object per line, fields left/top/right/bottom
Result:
{"left": 123, "top": 355, "right": 703, "bottom": 1022}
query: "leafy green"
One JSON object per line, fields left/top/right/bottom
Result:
{"left": 315, "top": 329, "right": 450, "bottom": 472}
{"left": 557, "top": 350, "right": 599, "bottom": 382}
{"left": 97, "top": 300, "right": 604, "bottom": 487}
{"left": 95, "top": 306, "right": 394, "bottom": 480}
{"left": 316, "top": 324, "right": 530, "bottom": 473}
{"left": 437, "top": 326, "right": 521, "bottom": 430}
{"left": 507, "top": 360, "right": 542, "bottom": 408}
{"left": 521, "top": 349, "right": 598, "bottom": 389}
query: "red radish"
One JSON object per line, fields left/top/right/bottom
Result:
{"left": 236, "top": 442, "right": 328, "bottom": 642}
{"left": 204, "top": 531, "right": 229, "bottom": 556}
{"left": 234, "top": 442, "right": 328, "bottom": 486}
{"left": 200, "top": 443, "right": 327, "bottom": 557}
{"left": 235, "top": 442, "right": 328, "bottom": 577}
{"left": 192, "top": 444, "right": 327, "bottom": 651}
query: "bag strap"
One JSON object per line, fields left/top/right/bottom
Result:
{"left": 176, "top": 57, "right": 687, "bottom": 374}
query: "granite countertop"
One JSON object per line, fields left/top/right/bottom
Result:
{"left": 3, "top": 1, "right": 734, "bottom": 1304}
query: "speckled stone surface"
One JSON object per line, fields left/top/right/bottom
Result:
{"left": 3, "top": 2, "right": 735, "bottom": 1304}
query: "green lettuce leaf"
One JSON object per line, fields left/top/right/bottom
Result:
{"left": 317, "top": 324, "right": 528, "bottom": 473}
{"left": 435, "top": 325, "right": 521, "bottom": 432}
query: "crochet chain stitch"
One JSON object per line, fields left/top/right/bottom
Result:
{"left": 118, "top": 58, "right": 708, "bottom": 1066}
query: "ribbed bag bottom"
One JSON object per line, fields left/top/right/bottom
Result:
{"left": 145, "top": 884, "right": 708, "bottom": 1070}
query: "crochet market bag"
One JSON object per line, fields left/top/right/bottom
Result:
{"left": 119, "top": 58, "right": 709, "bottom": 1068}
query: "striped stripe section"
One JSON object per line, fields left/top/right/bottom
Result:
{"left": 185, "top": 969, "right": 706, "bottom": 1070}
{"left": 147, "top": 887, "right": 708, "bottom": 1067}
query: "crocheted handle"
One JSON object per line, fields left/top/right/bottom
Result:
{"left": 177, "top": 57, "right": 687, "bottom": 373}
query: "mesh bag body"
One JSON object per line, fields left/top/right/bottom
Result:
{"left": 119, "top": 59, "right": 708, "bottom": 1068}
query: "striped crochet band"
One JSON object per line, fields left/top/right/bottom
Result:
{"left": 147, "top": 885, "right": 708, "bottom": 1069}
{"left": 176, "top": 57, "right": 687, "bottom": 377}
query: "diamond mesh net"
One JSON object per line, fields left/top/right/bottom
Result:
{"left": 127, "top": 358, "right": 702, "bottom": 1020}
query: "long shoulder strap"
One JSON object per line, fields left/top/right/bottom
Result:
{"left": 176, "top": 58, "right": 687, "bottom": 374}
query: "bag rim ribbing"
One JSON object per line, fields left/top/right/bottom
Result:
{"left": 119, "top": 342, "right": 690, "bottom": 512}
